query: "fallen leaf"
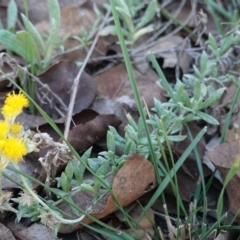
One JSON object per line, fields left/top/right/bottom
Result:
{"left": 134, "top": 35, "right": 191, "bottom": 74}
{"left": 17, "top": 223, "right": 60, "bottom": 240}
{"left": 0, "top": 223, "right": 15, "bottom": 240}
{"left": 2, "top": 153, "right": 42, "bottom": 190}
{"left": 36, "top": 5, "right": 107, "bottom": 61}
{"left": 58, "top": 153, "right": 157, "bottom": 233}
{"left": 123, "top": 206, "right": 155, "bottom": 239}
{"left": 37, "top": 61, "right": 97, "bottom": 119}
{"left": 164, "top": 2, "right": 218, "bottom": 35}
{"left": 94, "top": 64, "right": 166, "bottom": 110}
{"left": 16, "top": 0, "right": 86, "bottom": 24}
{"left": 207, "top": 139, "right": 240, "bottom": 223}
{"left": 67, "top": 114, "right": 121, "bottom": 153}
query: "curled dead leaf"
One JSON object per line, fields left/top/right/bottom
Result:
{"left": 58, "top": 154, "right": 157, "bottom": 233}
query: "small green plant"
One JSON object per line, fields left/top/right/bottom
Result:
{"left": 101, "top": 0, "right": 158, "bottom": 44}
{"left": 0, "top": 0, "right": 60, "bottom": 72}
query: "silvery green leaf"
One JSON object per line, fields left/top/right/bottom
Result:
{"left": 80, "top": 183, "right": 97, "bottom": 194}
{"left": 153, "top": 99, "right": 163, "bottom": 115}
{"left": 50, "top": 188, "right": 68, "bottom": 198}
{"left": 132, "top": 25, "right": 154, "bottom": 42}
{"left": 107, "top": 150, "right": 115, "bottom": 164}
{"left": 65, "top": 161, "right": 74, "bottom": 181}
{"left": 130, "top": 141, "right": 136, "bottom": 153}
{"left": 77, "top": 147, "right": 92, "bottom": 180}
{"left": 168, "top": 135, "right": 187, "bottom": 142}
{"left": 208, "top": 33, "right": 218, "bottom": 53}
{"left": 126, "top": 125, "right": 138, "bottom": 142}
{"left": 100, "top": 25, "right": 117, "bottom": 36}
{"left": 175, "top": 79, "right": 183, "bottom": 93}
{"left": 179, "top": 88, "right": 192, "bottom": 108}
{"left": 182, "top": 113, "right": 195, "bottom": 123}
{"left": 200, "top": 51, "right": 208, "bottom": 76}
{"left": 115, "top": 0, "right": 131, "bottom": 18}
{"left": 60, "top": 172, "right": 68, "bottom": 192}
{"left": 172, "top": 91, "right": 181, "bottom": 103}
{"left": 200, "top": 87, "right": 226, "bottom": 110}
{"left": 193, "top": 80, "right": 201, "bottom": 102}
{"left": 124, "top": 139, "right": 133, "bottom": 155}
{"left": 126, "top": 113, "right": 138, "bottom": 130}
{"left": 7, "top": 0, "right": 17, "bottom": 30}
{"left": 72, "top": 159, "right": 82, "bottom": 184}
{"left": 193, "top": 65, "right": 203, "bottom": 79}
{"left": 137, "top": 118, "right": 145, "bottom": 138}
{"left": 116, "top": 7, "right": 133, "bottom": 33}
{"left": 200, "top": 82, "right": 207, "bottom": 97}
{"left": 16, "top": 31, "right": 41, "bottom": 65}
{"left": 21, "top": 14, "right": 45, "bottom": 54}
{"left": 17, "top": 207, "right": 29, "bottom": 222}
{"left": 219, "top": 35, "right": 232, "bottom": 55}
{"left": 0, "top": 30, "right": 25, "bottom": 59}
{"left": 109, "top": 126, "right": 126, "bottom": 144}
{"left": 205, "top": 61, "right": 217, "bottom": 76}
{"left": 196, "top": 111, "right": 219, "bottom": 125}
{"left": 107, "top": 131, "right": 115, "bottom": 153}
{"left": 48, "top": 0, "right": 60, "bottom": 29}
{"left": 170, "top": 122, "right": 182, "bottom": 134}
{"left": 96, "top": 162, "right": 110, "bottom": 177}
{"left": 136, "top": 0, "right": 157, "bottom": 30}
{"left": 88, "top": 159, "right": 99, "bottom": 172}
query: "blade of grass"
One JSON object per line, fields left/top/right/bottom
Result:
{"left": 109, "top": 0, "right": 161, "bottom": 182}
{"left": 221, "top": 83, "right": 240, "bottom": 143}
{"left": 138, "top": 126, "right": 207, "bottom": 221}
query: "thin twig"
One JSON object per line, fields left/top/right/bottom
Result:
{"left": 63, "top": 9, "right": 111, "bottom": 139}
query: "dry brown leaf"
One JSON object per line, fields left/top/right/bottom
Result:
{"left": 135, "top": 35, "right": 191, "bottom": 74}
{"left": 123, "top": 206, "right": 155, "bottom": 239}
{"left": 17, "top": 223, "right": 60, "bottom": 240}
{"left": 37, "top": 61, "right": 97, "bottom": 119}
{"left": 2, "top": 153, "right": 42, "bottom": 190}
{"left": 0, "top": 223, "right": 15, "bottom": 240}
{"left": 67, "top": 114, "right": 121, "bottom": 153}
{"left": 94, "top": 64, "right": 166, "bottom": 110}
{"left": 16, "top": 0, "right": 86, "bottom": 24}
{"left": 207, "top": 139, "right": 240, "bottom": 224}
{"left": 58, "top": 153, "right": 157, "bottom": 233}
{"left": 164, "top": 2, "right": 218, "bottom": 35}
{"left": 36, "top": 5, "right": 107, "bottom": 61}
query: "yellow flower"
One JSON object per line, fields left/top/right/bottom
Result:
{"left": 10, "top": 123, "right": 22, "bottom": 136}
{"left": 2, "top": 92, "right": 29, "bottom": 120}
{"left": 0, "top": 121, "right": 9, "bottom": 138}
{"left": 0, "top": 138, "right": 6, "bottom": 150}
{"left": 2, "top": 137, "right": 27, "bottom": 162}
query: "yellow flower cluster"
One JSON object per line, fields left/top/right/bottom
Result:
{"left": 0, "top": 92, "right": 29, "bottom": 171}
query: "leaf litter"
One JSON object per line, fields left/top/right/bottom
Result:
{"left": 0, "top": 1, "right": 240, "bottom": 240}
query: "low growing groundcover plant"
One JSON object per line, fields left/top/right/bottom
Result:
{"left": 1, "top": 0, "right": 240, "bottom": 240}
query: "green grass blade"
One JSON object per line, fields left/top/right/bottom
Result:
{"left": 138, "top": 126, "right": 207, "bottom": 220}
{"left": 109, "top": 0, "right": 161, "bottom": 182}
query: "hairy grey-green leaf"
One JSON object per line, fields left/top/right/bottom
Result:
{"left": 135, "top": 0, "right": 157, "bottom": 30}
{"left": 21, "top": 14, "right": 45, "bottom": 54}
{"left": 107, "top": 131, "right": 115, "bottom": 153}
{"left": 60, "top": 172, "right": 69, "bottom": 192}
{"left": 200, "top": 87, "right": 226, "bottom": 110}
{"left": 200, "top": 51, "right": 208, "bottom": 76}
{"left": 196, "top": 111, "right": 219, "bottom": 125}
{"left": 7, "top": 0, "right": 17, "bottom": 30}
{"left": 0, "top": 30, "right": 25, "bottom": 58}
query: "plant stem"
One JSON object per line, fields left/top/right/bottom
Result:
{"left": 12, "top": 162, "right": 85, "bottom": 224}
{"left": 0, "top": 170, "right": 2, "bottom": 196}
